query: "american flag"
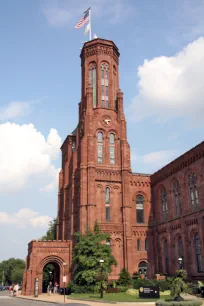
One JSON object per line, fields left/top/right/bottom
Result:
{"left": 75, "top": 8, "right": 90, "bottom": 29}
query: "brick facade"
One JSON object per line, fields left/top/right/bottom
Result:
{"left": 22, "top": 38, "right": 204, "bottom": 295}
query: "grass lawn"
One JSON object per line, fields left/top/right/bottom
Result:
{"left": 67, "top": 292, "right": 171, "bottom": 302}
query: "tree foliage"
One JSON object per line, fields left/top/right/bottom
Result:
{"left": 171, "top": 270, "right": 188, "bottom": 301}
{"left": 0, "top": 258, "right": 25, "bottom": 285}
{"left": 72, "top": 223, "right": 117, "bottom": 291}
{"left": 118, "top": 268, "right": 132, "bottom": 286}
{"left": 41, "top": 218, "right": 57, "bottom": 240}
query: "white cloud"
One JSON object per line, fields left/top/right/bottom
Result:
{"left": 130, "top": 37, "right": 204, "bottom": 124}
{"left": 0, "top": 101, "right": 31, "bottom": 121}
{"left": 0, "top": 123, "right": 61, "bottom": 192}
{"left": 131, "top": 150, "right": 178, "bottom": 173}
{"left": 42, "top": 0, "right": 135, "bottom": 27}
{"left": 0, "top": 208, "right": 52, "bottom": 228}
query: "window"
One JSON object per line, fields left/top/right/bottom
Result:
{"left": 113, "top": 66, "right": 117, "bottom": 110}
{"left": 101, "top": 63, "right": 109, "bottom": 108}
{"left": 109, "top": 133, "right": 115, "bottom": 164}
{"left": 194, "top": 233, "right": 203, "bottom": 273}
{"left": 106, "top": 239, "right": 111, "bottom": 247}
{"left": 173, "top": 180, "right": 182, "bottom": 217}
{"left": 89, "top": 63, "right": 97, "bottom": 107}
{"left": 145, "top": 239, "right": 148, "bottom": 251}
{"left": 97, "top": 132, "right": 103, "bottom": 164}
{"left": 164, "top": 239, "right": 169, "bottom": 274}
{"left": 136, "top": 195, "right": 144, "bottom": 223}
{"left": 105, "top": 187, "right": 110, "bottom": 221}
{"left": 161, "top": 188, "right": 168, "bottom": 221}
{"left": 188, "top": 172, "right": 199, "bottom": 210}
{"left": 137, "top": 239, "right": 141, "bottom": 251}
{"left": 178, "top": 236, "right": 184, "bottom": 268}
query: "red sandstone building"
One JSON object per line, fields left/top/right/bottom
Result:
{"left": 22, "top": 38, "right": 204, "bottom": 295}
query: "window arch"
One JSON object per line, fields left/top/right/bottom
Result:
{"left": 101, "top": 62, "right": 109, "bottom": 108}
{"left": 188, "top": 172, "right": 199, "bottom": 210}
{"left": 161, "top": 188, "right": 168, "bottom": 221}
{"left": 89, "top": 62, "right": 97, "bottom": 107}
{"left": 97, "top": 132, "right": 103, "bottom": 164}
{"left": 136, "top": 195, "right": 144, "bottom": 223}
{"left": 173, "top": 180, "right": 182, "bottom": 217}
{"left": 105, "top": 187, "right": 110, "bottom": 221}
{"left": 194, "top": 233, "right": 203, "bottom": 273}
{"left": 164, "top": 239, "right": 169, "bottom": 274}
{"left": 109, "top": 133, "right": 115, "bottom": 164}
{"left": 178, "top": 236, "right": 184, "bottom": 268}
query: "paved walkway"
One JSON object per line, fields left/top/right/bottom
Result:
{"left": 17, "top": 293, "right": 155, "bottom": 306}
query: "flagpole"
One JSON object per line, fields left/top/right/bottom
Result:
{"left": 89, "top": 8, "right": 92, "bottom": 41}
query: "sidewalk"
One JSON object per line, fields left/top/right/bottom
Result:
{"left": 17, "top": 293, "right": 155, "bottom": 306}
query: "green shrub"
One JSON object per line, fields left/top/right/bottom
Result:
{"left": 67, "top": 282, "right": 95, "bottom": 294}
{"left": 118, "top": 268, "right": 132, "bottom": 286}
{"left": 156, "top": 301, "right": 202, "bottom": 306}
{"left": 119, "top": 285, "right": 129, "bottom": 292}
{"left": 158, "top": 280, "right": 171, "bottom": 291}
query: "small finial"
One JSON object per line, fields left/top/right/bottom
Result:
{"left": 93, "top": 34, "right": 97, "bottom": 39}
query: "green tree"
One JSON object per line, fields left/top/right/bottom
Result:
{"left": 0, "top": 258, "right": 25, "bottom": 285}
{"left": 72, "top": 223, "right": 117, "bottom": 291}
{"left": 41, "top": 218, "right": 57, "bottom": 240}
{"left": 118, "top": 268, "right": 132, "bottom": 286}
{"left": 171, "top": 270, "right": 188, "bottom": 301}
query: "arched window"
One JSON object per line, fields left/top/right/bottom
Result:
{"left": 136, "top": 195, "right": 144, "bottom": 223}
{"left": 194, "top": 233, "right": 203, "bottom": 273}
{"left": 105, "top": 187, "right": 110, "bottom": 221}
{"left": 164, "top": 239, "right": 169, "bottom": 274}
{"left": 97, "top": 132, "right": 103, "bottom": 164}
{"left": 101, "top": 62, "right": 109, "bottom": 108}
{"left": 89, "top": 62, "right": 97, "bottom": 107}
{"left": 173, "top": 180, "right": 182, "bottom": 217}
{"left": 145, "top": 238, "right": 148, "bottom": 251}
{"left": 161, "top": 188, "right": 168, "bottom": 221}
{"left": 188, "top": 172, "right": 199, "bottom": 210}
{"left": 109, "top": 133, "right": 115, "bottom": 164}
{"left": 137, "top": 239, "right": 141, "bottom": 251}
{"left": 178, "top": 236, "right": 184, "bottom": 268}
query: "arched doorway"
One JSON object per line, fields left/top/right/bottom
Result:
{"left": 42, "top": 262, "right": 60, "bottom": 293}
{"left": 138, "top": 261, "right": 148, "bottom": 275}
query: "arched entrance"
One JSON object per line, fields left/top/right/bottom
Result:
{"left": 42, "top": 262, "right": 60, "bottom": 293}
{"left": 138, "top": 261, "right": 148, "bottom": 275}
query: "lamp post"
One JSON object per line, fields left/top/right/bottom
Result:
{"left": 99, "top": 259, "right": 104, "bottom": 299}
{"left": 63, "top": 262, "right": 67, "bottom": 303}
{"left": 178, "top": 257, "right": 183, "bottom": 269}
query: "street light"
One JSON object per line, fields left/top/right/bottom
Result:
{"left": 178, "top": 257, "right": 183, "bottom": 269}
{"left": 63, "top": 262, "right": 67, "bottom": 303}
{"left": 99, "top": 259, "right": 104, "bottom": 299}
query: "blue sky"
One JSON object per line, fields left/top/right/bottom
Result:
{"left": 0, "top": 0, "right": 204, "bottom": 261}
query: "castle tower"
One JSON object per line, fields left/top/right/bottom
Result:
{"left": 57, "top": 38, "right": 133, "bottom": 275}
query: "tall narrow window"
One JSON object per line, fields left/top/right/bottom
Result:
{"left": 145, "top": 239, "right": 148, "bottom": 251}
{"left": 97, "top": 132, "right": 103, "bottom": 164}
{"left": 137, "top": 239, "right": 141, "bottom": 251}
{"left": 113, "top": 66, "right": 117, "bottom": 110}
{"left": 194, "top": 233, "right": 203, "bottom": 273}
{"left": 101, "top": 63, "right": 109, "bottom": 108}
{"left": 105, "top": 187, "right": 110, "bottom": 221}
{"left": 161, "top": 188, "right": 168, "bottom": 221}
{"left": 109, "top": 133, "right": 115, "bottom": 164}
{"left": 164, "top": 239, "right": 169, "bottom": 274}
{"left": 89, "top": 63, "right": 97, "bottom": 107}
{"left": 173, "top": 180, "right": 182, "bottom": 217}
{"left": 188, "top": 172, "right": 199, "bottom": 210}
{"left": 178, "top": 236, "right": 184, "bottom": 268}
{"left": 136, "top": 195, "right": 144, "bottom": 223}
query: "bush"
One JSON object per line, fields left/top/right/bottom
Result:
{"left": 67, "top": 282, "right": 94, "bottom": 294}
{"left": 119, "top": 286, "right": 129, "bottom": 292}
{"left": 126, "top": 289, "right": 138, "bottom": 296}
{"left": 118, "top": 268, "right": 132, "bottom": 286}
{"left": 156, "top": 301, "right": 202, "bottom": 306}
{"left": 158, "top": 280, "right": 171, "bottom": 291}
